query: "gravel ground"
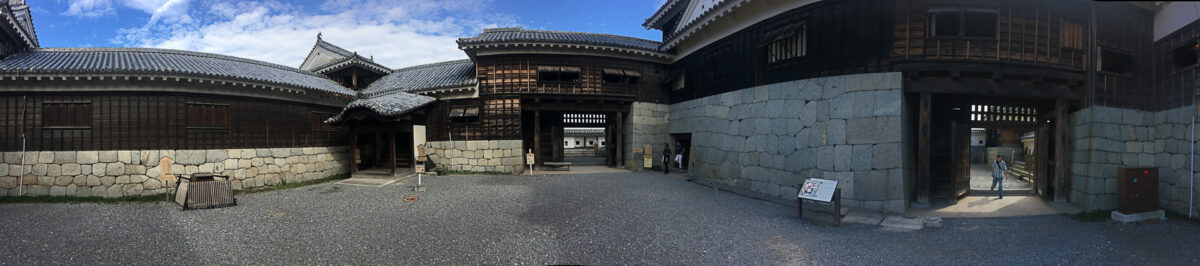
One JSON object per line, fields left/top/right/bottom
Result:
{"left": 970, "top": 163, "right": 1033, "bottom": 191}
{"left": 1, "top": 171, "right": 1198, "bottom": 265}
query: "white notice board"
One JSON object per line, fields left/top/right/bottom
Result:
{"left": 798, "top": 178, "right": 838, "bottom": 202}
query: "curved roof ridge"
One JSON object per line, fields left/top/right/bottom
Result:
{"left": 33, "top": 47, "right": 328, "bottom": 78}
{"left": 393, "top": 58, "right": 473, "bottom": 72}
{"left": 315, "top": 38, "right": 355, "bottom": 58}
{"left": 477, "top": 27, "right": 662, "bottom": 44}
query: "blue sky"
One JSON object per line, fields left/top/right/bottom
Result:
{"left": 32, "top": 0, "right": 667, "bottom": 68}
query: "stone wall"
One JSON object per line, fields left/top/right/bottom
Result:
{"left": 669, "top": 72, "right": 909, "bottom": 213}
{"left": 623, "top": 102, "right": 671, "bottom": 171}
{"left": 425, "top": 140, "right": 523, "bottom": 174}
{"left": 0, "top": 147, "right": 350, "bottom": 197}
{"left": 1069, "top": 106, "right": 1199, "bottom": 214}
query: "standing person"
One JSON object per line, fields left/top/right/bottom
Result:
{"left": 991, "top": 155, "right": 1008, "bottom": 199}
{"left": 674, "top": 141, "right": 684, "bottom": 169}
{"left": 662, "top": 143, "right": 672, "bottom": 174}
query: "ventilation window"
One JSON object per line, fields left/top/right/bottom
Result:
{"left": 768, "top": 24, "right": 806, "bottom": 63}
{"left": 1099, "top": 48, "right": 1131, "bottom": 74}
{"left": 42, "top": 102, "right": 92, "bottom": 129}
{"left": 537, "top": 66, "right": 581, "bottom": 83}
{"left": 1061, "top": 19, "right": 1084, "bottom": 50}
{"left": 602, "top": 69, "right": 641, "bottom": 85}
{"left": 186, "top": 103, "right": 231, "bottom": 130}
{"left": 449, "top": 106, "right": 480, "bottom": 123}
{"left": 1174, "top": 43, "right": 1199, "bottom": 71}
{"left": 671, "top": 71, "right": 685, "bottom": 91}
{"left": 930, "top": 8, "right": 997, "bottom": 38}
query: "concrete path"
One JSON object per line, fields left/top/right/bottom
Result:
{"left": 909, "top": 195, "right": 1084, "bottom": 218}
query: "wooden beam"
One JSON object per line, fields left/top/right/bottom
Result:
{"left": 534, "top": 110, "right": 541, "bottom": 165}
{"left": 616, "top": 112, "right": 624, "bottom": 169}
{"left": 917, "top": 92, "right": 931, "bottom": 206}
{"left": 350, "top": 132, "right": 358, "bottom": 174}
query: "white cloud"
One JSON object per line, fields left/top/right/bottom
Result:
{"left": 111, "top": 0, "right": 517, "bottom": 68}
{"left": 60, "top": 0, "right": 116, "bottom": 18}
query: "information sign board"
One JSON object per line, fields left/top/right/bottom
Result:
{"left": 798, "top": 178, "right": 839, "bottom": 202}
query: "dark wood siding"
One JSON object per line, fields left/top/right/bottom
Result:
{"left": 1155, "top": 16, "right": 1200, "bottom": 111}
{"left": 475, "top": 54, "right": 666, "bottom": 103}
{"left": 668, "top": 0, "right": 896, "bottom": 103}
{"left": 0, "top": 92, "right": 348, "bottom": 151}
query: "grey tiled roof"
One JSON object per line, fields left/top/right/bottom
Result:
{"left": 0, "top": 48, "right": 354, "bottom": 95}
{"left": 362, "top": 59, "right": 475, "bottom": 97}
{"left": 310, "top": 54, "right": 392, "bottom": 75}
{"left": 2, "top": 0, "right": 38, "bottom": 47}
{"left": 326, "top": 92, "right": 436, "bottom": 124}
{"left": 458, "top": 27, "right": 662, "bottom": 52}
{"left": 316, "top": 38, "right": 355, "bottom": 58}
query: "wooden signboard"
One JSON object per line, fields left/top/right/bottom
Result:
{"left": 414, "top": 162, "right": 425, "bottom": 173}
{"left": 416, "top": 144, "right": 426, "bottom": 162}
{"left": 644, "top": 157, "right": 653, "bottom": 168}
{"left": 644, "top": 144, "right": 653, "bottom": 155}
{"left": 633, "top": 148, "right": 643, "bottom": 154}
{"left": 526, "top": 153, "right": 535, "bottom": 165}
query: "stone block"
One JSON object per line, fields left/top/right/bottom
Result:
{"left": 77, "top": 151, "right": 98, "bottom": 164}
{"left": 821, "top": 76, "right": 845, "bottom": 100}
{"left": 54, "top": 176, "right": 72, "bottom": 186}
{"left": 37, "top": 175, "right": 54, "bottom": 185}
{"left": 0, "top": 163, "right": 6, "bottom": 176}
{"left": 872, "top": 143, "right": 901, "bottom": 169}
{"left": 100, "top": 176, "right": 115, "bottom": 187}
{"left": 31, "top": 164, "right": 46, "bottom": 175}
{"left": 873, "top": 90, "right": 902, "bottom": 116}
{"left": 0, "top": 177, "right": 14, "bottom": 189}
{"left": 72, "top": 175, "right": 86, "bottom": 186}
{"left": 91, "top": 163, "right": 106, "bottom": 176}
{"left": 846, "top": 117, "right": 900, "bottom": 144}
{"left": 106, "top": 163, "right": 125, "bottom": 177}
{"left": 116, "top": 175, "right": 131, "bottom": 184}
{"left": 853, "top": 170, "right": 889, "bottom": 201}
{"left": 829, "top": 93, "right": 855, "bottom": 119}
{"left": 118, "top": 151, "right": 132, "bottom": 164}
{"left": 834, "top": 145, "right": 852, "bottom": 171}
{"left": 50, "top": 186, "right": 66, "bottom": 196}
{"left": 37, "top": 151, "right": 54, "bottom": 164}
{"left": 123, "top": 184, "right": 144, "bottom": 196}
{"left": 851, "top": 145, "right": 873, "bottom": 171}
{"left": 97, "top": 151, "right": 117, "bottom": 163}
{"left": 86, "top": 175, "right": 101, "bottom": 186}
{"left": 827, "top": 119, "right": 846, "bottom": 145}
{"left": 46, "top": 164, "right": 61, "bottom": 177}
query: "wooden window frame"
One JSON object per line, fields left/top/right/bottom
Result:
{"left": 448, "top": 106, "right": 481, "bottom": 124}
{"left": 186, "top": 102, "right": 231, "bottom": 130}
{"left": 1172, "top": 42, "right": 1199, "bottom": 72}
{"left": 928, "top": 7, "right": 998, "bottom": 40}
{"left": 1097, "top": 46, "right": 1133, "bottom": 76}
{"left": 767, "top": 23, "right": 806, "bottom": 64}
{"left": 601, "top": 68, "right": 642, "bottom": 85}
{"left": 537, "top": 66, "right": 582, "bottom": 84}
{"left": 1061, "top": 19, "right": 1086, "bottom": 52}
{"left": 42, "top": 101, "right": 93, "bottom": 129}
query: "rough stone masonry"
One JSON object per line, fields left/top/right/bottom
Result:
{"left": 669, "top": 72, "right": 911, "bottom": 213}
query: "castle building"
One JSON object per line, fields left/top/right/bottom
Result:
{"left": 2, "top": 0, "right": 1199, "bottom": 215}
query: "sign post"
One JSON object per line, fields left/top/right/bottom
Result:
{"left": 526, "top": 149, "right": 535, "bottom": 176}
{"left": 797, "top": 178, "right": 841, "bottom": 226}
{"left": 414, "top": 144, "right": 426, "bottom": 192}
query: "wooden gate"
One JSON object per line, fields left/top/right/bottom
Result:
{"left": 951, "top": 121, "right": 971, "bottom": 198}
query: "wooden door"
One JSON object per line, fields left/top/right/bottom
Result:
{"left": 951, "top": 121, "right": 970, "bottom": 198}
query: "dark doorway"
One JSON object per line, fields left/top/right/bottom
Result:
{"left": 670, "top": 133, "right": 692, "bottom": 171}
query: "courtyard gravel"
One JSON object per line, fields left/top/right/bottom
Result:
{"left": 1, "top": 171, "right": 1198, "bottom": 265}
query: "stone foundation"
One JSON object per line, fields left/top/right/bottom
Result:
{"left": 1069, "top": 105, "right": 1200, "bottom": 215}
{"left": 669, "top": 72, "right": 910, "bottom": 213}
{"left": 624, "top": 102, "right": 671, "bottom": 171}
{"left": 425, "top": 140, "right": 523, "bottom": 174}
{"left": 0, "top": 146, "right": 350, "bottom": 197}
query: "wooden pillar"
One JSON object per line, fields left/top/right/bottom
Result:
{"left": 917, "top": 92, "right": 932, "bottom": 206}
{"left": 389, "top": 130, "right": 397, "bottom": 176}
{"left": 349, "top": 130, "right": 358, "bottom": 174}
{"left": 534, "top": 110, "right": 541, "bottom": 165}
{"left": 1054, "top": 99, "right": 1069, "bottom": 202}
{"left": 616, "top": 112, "right": 624, "bottom": 168}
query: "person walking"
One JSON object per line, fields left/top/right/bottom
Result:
{"left": 991, "top": 155, "right": 1009, "bottom": 199}
{"left": 674, "top": 141, "right": 685, "bottom": 169}
{"left": 662, "top": 143, "right": 672, "bottom": 174}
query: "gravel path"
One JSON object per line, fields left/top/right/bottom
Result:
{"left": 1, "top": 171, "right": 1198, "bottom": 265}
{"left": 970, "top": 163, "right": 1034, "bottom": 191}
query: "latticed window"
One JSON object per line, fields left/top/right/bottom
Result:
{"left": 186, "top": 103, "right": 230, "bottom": 129}
{"left": 768, "top": 24, "right": 806, "bottom": 63}
{"left": 42, "top": 102, "right": 92, "bottom": 128}
{"left": 1061, "top": 19, "right": 1084, "bottom": 50}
